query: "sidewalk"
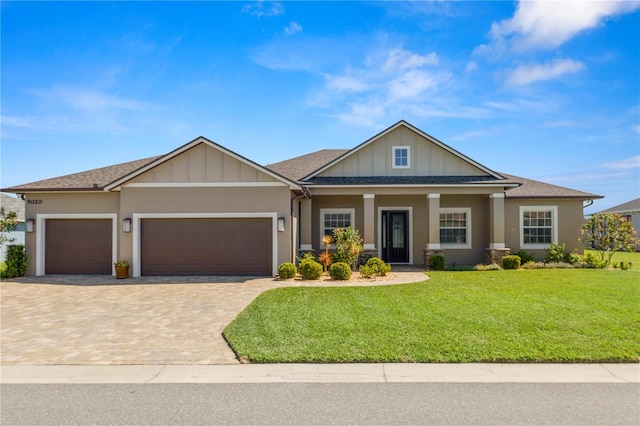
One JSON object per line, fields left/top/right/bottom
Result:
{"left": 2, "top": 363, "right": 638, "bottom": 384}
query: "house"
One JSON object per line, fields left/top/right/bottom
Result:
{"left": 0, "top": 193, "right": 26, "bottom": 261}
{"left": 1, "top": 120, "right": 602, "bottom": 277}
{"left": 594, "top": 198, "right": 640, "bottom": 251}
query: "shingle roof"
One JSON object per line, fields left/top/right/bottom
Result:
{"left": 2, "top": 156, "right": 162, "bottom": 192}
{"left": 0, "top": 193, "right": 25, "bottom": 221}
{"left": 596, "top": 198, "right": 640, "bottom": 214}
{"left": 266, "top": 149, "right": 348, "bottom": 182}
{"left": 500, "top": 173, "right": 602, "bottom": 199}
{"left": 307, "top": 176, "right": 504, "bottom": 185}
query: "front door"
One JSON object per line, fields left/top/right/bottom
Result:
{"left": 381, "top": 210, "right": 409, "bottom": 263}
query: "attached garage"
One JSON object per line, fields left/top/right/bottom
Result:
{"left": 45, "top": 219, "right": 112, "bottom": 274}
{"left": 140, "top": 217, "right": 273, "bottom": 276}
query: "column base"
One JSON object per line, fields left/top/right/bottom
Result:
{"left": 423, "top": 249, "right": 444, "bottom": 269}
{"left": 486, "top": 248, "right": 511, "bottom": 265}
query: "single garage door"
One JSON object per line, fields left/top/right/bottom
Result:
{"left": 141, "top": 218, "right": 272, "bottom": 276}
{"left": 45, "top": 219, "right": 112, "bottom": 274}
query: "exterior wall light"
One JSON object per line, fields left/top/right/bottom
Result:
{"left": 26, "top": 219, "right": 35, "bottom": 233}
{"left": 122, "top": 218, "right": 132, "bottom": 233}
{"left": 278, "top": 217, "right": 285, "bottom": 232}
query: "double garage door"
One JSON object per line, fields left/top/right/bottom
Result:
{"left": 45, "top": 218, "right": 272, "bottom": 276}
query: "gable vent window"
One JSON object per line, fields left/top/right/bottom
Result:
{"left": 393, "top": 146, "right": 410, "bottom": 169}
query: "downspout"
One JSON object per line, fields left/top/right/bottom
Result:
{"left": 290, "top": 185, "right": 312, "bottom": 263}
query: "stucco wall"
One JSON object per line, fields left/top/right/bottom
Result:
{"left": 505, "top": 198, "right": 585, "bottom": 260}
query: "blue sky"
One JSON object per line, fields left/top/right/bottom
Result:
{"left": 1, "top": 1, "right": 639, "bottom": 213}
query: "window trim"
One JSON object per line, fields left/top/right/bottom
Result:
{"left": 439, "top": 207, "right": 472, "bottom": 249}
{"left": 519, "top": 206, "right": 558, "bottom": 249}
{"left": 392, "top": 146, "right": 410, "bottom": 169}
{"left": 320, "top": 208, "right": 355, "bottom": 246}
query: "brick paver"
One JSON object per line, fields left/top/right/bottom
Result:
{"left": 1, "top": 270, "right": 426, "bottom": 365}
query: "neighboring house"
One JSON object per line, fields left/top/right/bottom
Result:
{"left": 594, "top": 198, "right": 640, "bottom": 251}
{"left": 0, "top": 193, "right": 26, "bottom": 261}
{"left": 2, "top": 120, "right": 602, "bottom": 277}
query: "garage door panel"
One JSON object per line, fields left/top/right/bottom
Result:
{"left": 141, "top": 218, "right": 272, "bottom": 276}
{"left": 45, "top": 219, "right": 112, "bottom": 275}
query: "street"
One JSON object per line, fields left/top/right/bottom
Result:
{"left": 2, "top": 383, "right": 638, "bottom": 425}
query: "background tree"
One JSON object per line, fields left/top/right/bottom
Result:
{"left": 0, "top": 207, "right": 18, "bottom": 247}
{"left": 580, "top": 213, "right": 639, "bottom": 266}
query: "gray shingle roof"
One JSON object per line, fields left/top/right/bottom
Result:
{"left": 596, "top": 198, "right": 640, "bottom": 214}
{"left": 2, "top": 156, "right": 162, "bottom": 192}
{"left": 307, "top": 176, "right": 503, "bottom": 185}
{"left": 266, "top": 149, "right": 348, "bottom": 182}
{"left": 500, "top": 173, "right": 602, "bottom": 199}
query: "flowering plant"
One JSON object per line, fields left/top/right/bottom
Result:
{"left": 332, "top": 226, "right": 363, "bottom": 270}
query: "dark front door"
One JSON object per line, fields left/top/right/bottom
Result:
{"left": 381, "top": 211, "right": 409, "bottom": 263}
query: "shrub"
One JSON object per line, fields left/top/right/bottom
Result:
{"left": 545, "top": 243, "right": 571, "bottom": 263}
{"left": 329, "top": 262, "right": 352, "bottom": 280}
{"left": 332, "top": 227, "right": 363, "bottom": 270}
{"left": 428, "top": 255, "right": 445, "bottom": 271}
{"left": 297, "top": 252, "right": 317, "bottom": 264}
{"left": 583, "top": 252, "right": 607, "bottom": 269}
{"left": 278, "top": 262, "right": 297, "bottom": 279}
{"left": 474, "top": 263, "right": 502, "bottom": 271}
{"left": 359, "top": 257, "right": 391, "bottom": 278}
{"left": 4, "top": 244, "right": 27, "bottom": 278}
{"left": 514, "top": 250, "right": 535, "bottom": 264}
{"left": 299, "top": 259, "right": 323, "bottom": 280}
{"left": 502, "top": 255, "right": 521, "bottom": 270}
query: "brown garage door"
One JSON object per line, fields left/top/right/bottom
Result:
{"left": 45, "top": 219, "right": 112, "bottom": 274}
{"left": 141, "top": 218, "right": 272, "bottom": 276}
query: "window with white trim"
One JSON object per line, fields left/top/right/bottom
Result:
{"left": 520, "top": 206, "right": 558, "bottom": 248}
{"left": 320, "top": 208, "right": 355, "bottom": 242}
{"left": 439, "top": 208, "right": 471, "bottom": 249}
{"left": 392, "top": 146, "right": 410, "bottom": 169}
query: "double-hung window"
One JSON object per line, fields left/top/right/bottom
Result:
{"left": 439, "top": 208, "right": 471, "bottom": 249}
{"left": 320, "top": 208, "right": 355, "bottom": 242}
{"left": 520, "top": 206, "right": 558, "bottom": 248}
{"left": 392, "top": 146, "right": 410, "bottom": 169}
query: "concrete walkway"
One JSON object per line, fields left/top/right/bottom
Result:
{"left": 2, "top": 363, "right": 638, "bottom": 384}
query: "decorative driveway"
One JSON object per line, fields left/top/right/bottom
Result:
{"left": 1, "top": 270, "right": 426, "bottom": 366}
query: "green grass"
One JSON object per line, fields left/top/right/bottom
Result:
{"left": 223, "top": 269, "right": 640, "bottom": 363}
{"left": 585, "top": 249, "right": 639, "bottom": 266}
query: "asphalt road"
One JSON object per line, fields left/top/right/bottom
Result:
{"left": 2, "top": 383, "right": 638, "bottom": 425}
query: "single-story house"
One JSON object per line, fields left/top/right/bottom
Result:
{"left": 0, "top": 193, "right": 26, "bottom": 261}
{"left": 2, "top": 120, "right": 603, "bottom": 277}
{"left": 594, "top": 198, "right": 640, "bottom": 251}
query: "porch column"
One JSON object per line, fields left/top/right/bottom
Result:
{"left": 363, "top": 194, "right": 376, "bottom": 250}
{"left": 486, "top": 192, "right": 510, "bottom": 265}
{"left": 489, "top": 193, "right": 505, "bottom": 249}
{"left": 299, "top": 197, "right": 313, "bottom": 252}
{"left": 426, "top": 193, "right": 440, "bottom": 250}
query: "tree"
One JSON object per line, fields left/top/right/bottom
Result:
{"left": 0, "top": 207, "right": 18, "bottom": 247}
{"left": 580, "top": 213, "right": 639, "bottom": 266}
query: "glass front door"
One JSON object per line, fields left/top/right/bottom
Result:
{"left": 381, "top": 210, "right": 409, "bottom": 263}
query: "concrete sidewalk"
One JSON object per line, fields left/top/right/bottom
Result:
{"left": 2, "top": 363, "right": 638, "bottom": 384}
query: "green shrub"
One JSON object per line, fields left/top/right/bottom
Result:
{"left": 278, "top": 262, "right": 297, "bottom": 279}
{"left": 474, "top": 263, "right": 502, "bottom": 271}
{"left": 428, "top": 255, "right": 445, "bottom": 271}
{"left": 332, "top": 227, "right": 363, "bottom": 269}
{"left": 4, "top": 244, "right": 27, "bottom": 278}
{"left": 329, "top": 262, "right": 352, "bottom": 280}
{"left": 299, "top": 259, "right": 323, "bottom": 280}
{"left": 502, "top": 255, "right": 521, "bottom": 270}
{"left": 545, "top": 243, "right": 575, "bottom": 263}
{"left": 514, "top": 250, "right": 535, "bottom": 264}
{"left": 297, "top": 252, "right": 317, "bottom": 264}
{"left": 359, "top": 257, "right": 391, "bottom": 277}
{"left": 584, "top": 252, "right": 607, "bottom": 268}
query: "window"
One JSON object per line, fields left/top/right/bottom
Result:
{"left": 320, "top": 208, "right": 355, "bottom": 242}
{"left": 393, "top": 146, "right": 410, "bottom": 169}
{"left": 439, "top": 208, "right": 471, "bottom": 249}
{"left": 520, "top": 206, "right": 558, "bottom": 248}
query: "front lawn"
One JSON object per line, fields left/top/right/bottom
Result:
{"left": 223, "top": 269, "right": 640, "bottom": 363}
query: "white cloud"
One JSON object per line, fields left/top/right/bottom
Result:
{"left": 505, "top": 58, "right": 585, "bottom": 86}
{"left": 241, "top": 1, "right": 284, "bottom": 17}
{"left": 284, "top": 21, "right": 302, "bottom": 36}
{"left": 481, "top": 0, "right": 640, "bottom": 53}
{"left": 388, "top": 69, "right": 445, "bottom": 101}
{"left": 49, "top": 86, "right": 149, "bottom": 112}
{"left": 383, "top": 48, "right": 438, "bottom": 72}
{"left": 325, "top": 75, "right": 368, "bottom": 93}
{"left": 465, "top": 61, "right": 478, "bottom": 73}
{"left": 604, "top": 156, "right": 640, "bottom": 170}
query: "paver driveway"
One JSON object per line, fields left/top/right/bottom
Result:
{"left": 1, "top": 270, "right": 427, "bottom": 365}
